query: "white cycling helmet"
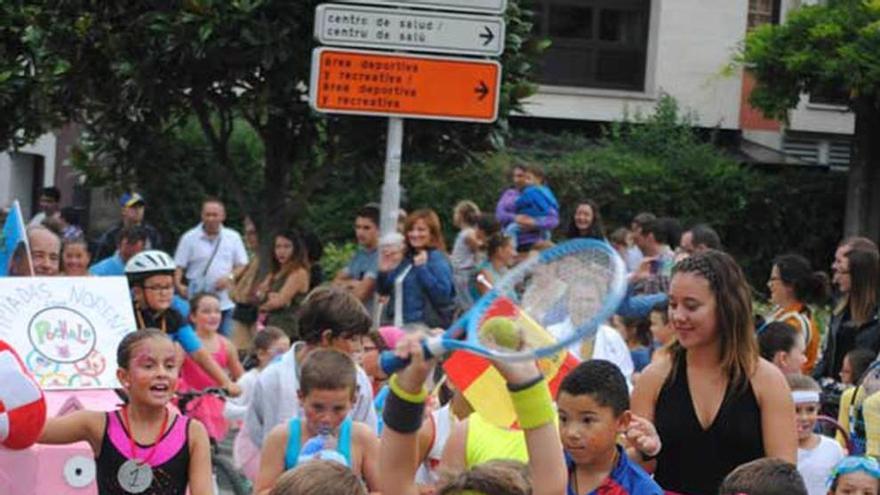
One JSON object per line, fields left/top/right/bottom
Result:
{"left": 125, "top": 250, "right": 176, "bottom": 283}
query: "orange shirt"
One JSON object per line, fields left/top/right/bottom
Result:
{"left": 767, "top": 303, "right": 819, "bottom": 373}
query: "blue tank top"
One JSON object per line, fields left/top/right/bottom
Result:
{"left": 284, "top": 417, "right": 353, "bottom": 470}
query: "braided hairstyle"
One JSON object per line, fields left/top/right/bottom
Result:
{"left": 667, "top": 250, "right": 759, "bottom": 393}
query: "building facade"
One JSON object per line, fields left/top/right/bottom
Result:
{"left": 521, "top": 0, "right": 854, "bottom": 168}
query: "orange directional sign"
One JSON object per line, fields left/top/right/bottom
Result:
{"left": 310, "top": 48, "right": 502, "bottom": 123}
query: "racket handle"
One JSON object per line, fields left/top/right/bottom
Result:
{"left": 379, "top": 340, "right": 437, "bottom": 376}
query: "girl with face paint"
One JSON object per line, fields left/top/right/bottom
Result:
{"left": 38, "top": 329, "right": 213, "bottom": 494}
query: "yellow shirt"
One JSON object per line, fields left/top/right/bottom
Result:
{"left": 837, "top": 386, "right": 857, "bottom": 449}
{"left": 837, "top": 386, "right": 880, "bottom": 456}
{"left": 465, "top": 412, "right": 529, "bottom": 468}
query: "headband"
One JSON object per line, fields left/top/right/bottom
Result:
{"left": 792, "top": 390, "right": 820, "bottom": 405}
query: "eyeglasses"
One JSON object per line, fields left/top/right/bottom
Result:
{"left": 143, "top": 285, "right": 174, "bottom": 292}
{"left": 828, "top": 456, "right": 880, "bottom": 488}
{"left": 768, "top": 276, "right": 781, "bottom": 282}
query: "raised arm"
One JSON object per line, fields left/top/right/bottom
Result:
{"left": 379, "top": 334, "right": 437, "bottom": 495}
{"left": 412, "top": 252, "right": 454, "bottom": 305}
{"left": 490, "top": 358, "right": 566, "bottom": 495}
{"left": 224, "top": 337, "right": 245, "bottom": 381}
{"left": 39, "top": 410, "right": 104, "bottom": 455}
{"left": 190, "top": 347, "right": 241, "bottom": 397}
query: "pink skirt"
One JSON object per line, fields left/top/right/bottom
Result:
{"left": 233, "top": 428, "right": 261, "bottom": 481}
{"left": 184, "top": 394, "right": 229, "bottom": 441}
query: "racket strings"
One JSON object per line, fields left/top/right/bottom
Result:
{"left": 487, "top": 248, "right": 620, "bottom": 353}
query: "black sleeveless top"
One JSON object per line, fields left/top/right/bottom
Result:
{"left": 654, "top": 355, "right": 765, "bottom": 495}
{"left": 96, "top": 411, "right": 191, "bottom": 495}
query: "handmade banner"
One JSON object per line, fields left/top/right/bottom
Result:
{"left": 0, "top": 277, "right": 136, "bottom": 389}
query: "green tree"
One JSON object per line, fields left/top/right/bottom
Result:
{"left": 741, "top": 0, "right": 880, "bottom": 239}
{"left": 2, "top": 0, "right": 546, "bottom": 249}
{"left": 0, "top": 4, "right": 69, "bottom": 148}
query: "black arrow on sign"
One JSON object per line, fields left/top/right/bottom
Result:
{"left": 479, "top": 26, "right": 495, "bottom": 46}
{"left": 475, "top": 80, "right": 489, "bottom": 100}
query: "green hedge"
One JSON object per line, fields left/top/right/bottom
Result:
{"left": 119, "top": 96, "right": 846, "bottom": 294}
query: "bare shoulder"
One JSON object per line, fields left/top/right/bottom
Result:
{"left": 630, "top": 356, "right": 673, "bottom": 422}
{"left": 265, "top": 421, "right": 291, "bottom": 443}
{"left": 352, "top": 421, "right": 378, "bottom": 441}
{"left": 634, "top": 357, "right": 673, "bottom": 395}
{"left": 186, "top": 416, "right": 210, "bottom": 440}
{"left": 751, "top": 358, "right": 790, "bottom": 398}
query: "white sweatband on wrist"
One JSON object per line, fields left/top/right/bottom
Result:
{"left": 792, "top": 390, "right": 820, "bottom": 404}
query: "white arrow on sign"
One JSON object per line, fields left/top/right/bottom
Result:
{"left": 337, "top": 0, "right": 507, "bottom": 15}
{"left": 315, "top": 4, "right": 505, "bottom": 57}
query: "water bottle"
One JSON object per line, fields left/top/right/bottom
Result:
{"left": 299, "top": 426, "right": 347, "bottom": 466}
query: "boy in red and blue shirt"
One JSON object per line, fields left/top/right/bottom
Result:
{"left": 558, "top": 360, "right": 663, "bottom": 495}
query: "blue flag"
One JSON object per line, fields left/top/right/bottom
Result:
{"left": 0, "top": 201, "right": 28, "bottom": 276}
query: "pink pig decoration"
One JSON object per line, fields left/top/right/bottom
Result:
{"left": 0, "top": 388, "right": 119, "bottom": 495}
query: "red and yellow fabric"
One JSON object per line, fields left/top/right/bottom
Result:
{"left": 443, "top": 297, "right": 579, "bottom": 429}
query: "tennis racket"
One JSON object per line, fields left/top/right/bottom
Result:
{"left": 380, "top": 238, "right": 627, "bottom": 374}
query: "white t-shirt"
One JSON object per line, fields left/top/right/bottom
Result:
{"left": 174, "top": 224, "right": 248, "bottom": 310}
{"left": 798, "top": 435, "right": 845, "bottom": 495}
{"left": 224, "top": 368, "right": 260, "bottom": 421}
{"left": 547, "top": 322, "right": 634, "bottom": 389}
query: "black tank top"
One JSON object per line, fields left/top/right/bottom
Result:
{"left": 96, "top": 411, "right": 191, "bottom": 495}
{"left": 654, "top": 355, "right": 765, "bottom": 495}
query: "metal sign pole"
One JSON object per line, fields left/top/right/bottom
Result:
{"left": 379, "top": 117, "right": 405, "bottom": 239}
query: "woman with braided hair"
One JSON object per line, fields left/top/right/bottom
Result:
{"left": 631, "top": 250, "right": 797, "bottom": 495}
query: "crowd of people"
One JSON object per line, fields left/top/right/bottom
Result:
{"left": 6, "top": 161, "right": 880, "bottom": 495}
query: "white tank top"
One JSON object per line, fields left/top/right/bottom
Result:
{"left": 415, "top": 404, "right": 455, "bottom": 485}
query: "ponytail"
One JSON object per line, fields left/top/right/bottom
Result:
{"left": 773, "top": 254, "right": 829, "bottom": 306}
{"left": 797, "top": 271, "right": 830, "bottom": 306}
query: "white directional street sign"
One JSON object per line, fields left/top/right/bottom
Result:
{"left": 338, "top": 0, "right": 508, "bottom": 15}
{"left": 315, "top": 4, "right": 505, "bottom": 56}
